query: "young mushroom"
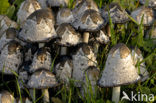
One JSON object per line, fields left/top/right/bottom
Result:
{"left": 0, "top": 90, "right": 16, "bottom": 103}
{"left": 18, "top": 8, "right": 57, "bottom": 48}
{"left": 98, "top": 43, "right": 141, "bottom": 103}
{"left": 27, "top": 69, "right": 58, "bottom": 103}
{"left": 17, "top": 0, "right": 41, "bottom": 27}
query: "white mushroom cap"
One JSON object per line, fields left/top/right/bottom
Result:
{"left": 56, "top": 23, "right": 82, "bottom": 46}
{"left": 17, "top": 0, "right": 41, "bottom": 27}
{"left": 72, "top": 43, "right": 97, "bottom": 87}
{"left": 98, "top": 43, "right": 141, "bottom": 87}
{"left": 0, "top": 91, "right": 16, "bottom": 103}
{"left": 131, "top": 6, "right": 156, "bottom": 26}
{"left": 131, "top": 48, "right": 149, "bottom": 81}
{"left": 47, "top": 0, "right": 69, "bottom": 7}
{"left": 18, "top": 8, "right": 57, "bottom": 43}
{"left": 100, "top": 2, "right": 130, "bottom": 23}
{"left": 27, "top": 69, "right": 58, "bottom": 89}
{"left": 72, "top": 9, "right": 106, "bottom": 32}
{"left": 0, "top": 41, "right": 23, "bottom": 75}
{"left": 56, "top": 8, "right": 74, "bottom": 25}
{"left": 29, "top": 47, "right": 52, "bottom": 73}
{"left": 0, "top": 15, "right": 17, "bottom": 36}
{"left": 139, "top": 0, "right": 156, "bottom": 9}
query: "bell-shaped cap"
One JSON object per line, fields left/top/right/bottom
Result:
{"left": 18, "top": 8, "right": 57, "bottom": 43}
{"left": 139, "top": 0, "right": 156, "bottom": 9}
{"left": 131, "top": 6, "right": 156, "bottom": 26}
{"left": 29, "top": 47, "right": 52, "bottom": 73}
{"left": 56, "top": 23, "right": 82, "bottom": 46}
{"left": 0, "top": 41, "right": 23, "bottom": 75}
{"left": 100, "top": 2, "right": 130, "bottom": 23}
{"left": 27, "top": 69, "right": 58, "bottom": 89}
{"left": 17, "top": 0, "right": 41, "bottom": 27}
{"left": 47, "top": 0, "right": 69, "bottom": 7}
{"left": 0, "top": 91, "right": 16, "bottom": 103}
{"left": 98, "top": 43, "right": 141, "bottom": 87}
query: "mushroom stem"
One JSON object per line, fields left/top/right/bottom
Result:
{"left": 30, "top": 89, "right": 36, "bottom": 102}
{"left": 39, "top": 43, "right": 45, "bottom": 48}
{"left": 112, "top": 86, "right": 120, "bottom": 103}
{"left": 42, "top": 89, "right": 49, "bottom": 103}
{"left": 83, "top": 32, "right": 89, "bottom": 43}
{"left": 60, "top": 47, "right": 67, "bottom": 55}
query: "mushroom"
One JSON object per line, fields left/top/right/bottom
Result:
{"left": 29, "top": 47, "right": 52, "bottom": 73}
{"left": 0, "top": 90, "right": 16, "bottom": 103}
{"left": 56, "top": 8, "right": 74, "bottom": 25}
{"left": 100, "top": 2, "right": 130, "bottom": 36}
{"left": 71, "top": 43, "right": 97, "bottom": 87}
{"left": 98, "top": 43, "right": 141, "bottom": 103}
{"left": 17, "top": 0, "right": 41, "bottom": 27}
{"left": 0, "top": 15, "right": 17, "bottom": 36}
{"left": 54, "top": 55, "right": 73, "bottom": 85}
{"left": 72, "top": 9, "right": 106, "bottom": 43}
{"left": 131, "top": 47, "right": 149, "bottom": 81}
{"left": 18, "top": 8, "right": 57, "bottom": 48}
{"left": 56, "top": 23, "right": 82, "bottom": 55}
{"left": 80, "top": 66, "right": 99, "bottom": 98}
{"left": 0, "top": 40, "right": 23, "bottom": 75}
{"left": 27, "top": 69, "right": 58, "bottom": 103}
{"left": 139, "top": 0, "right": 156, "bottom": 9}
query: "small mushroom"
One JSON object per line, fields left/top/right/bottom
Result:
{"left": 56, "top": 8, "right": 74, "bottom": 25}
{"left": 139, "top": 0, "right": 156, "bottom": 9}
{"left": 18, "top": 8, "right": 57, "bottom": 48}
{"left": 98, "top": 43, "right": 141, "bottom": 103}
{"left": 29, "top": 47, "right": 52, "bottom": 73}
{"left": 27, "top": 69, "right": 58, "bottom": 103}
{"left": 56, "top": 23, "right": 82, "bottom": 55}
{"left": 17, "top": 0, "right": 41, "bottom": 27}
{"left": 54, "top": 56, "right": 73, "bottom": 85}
{"left": 0, "top": 91, "right": 16, "bottom": 103}
{"left": 0, "top": 41, "right": 23, "bottom": 75}
{"left": 71, "top": 43, "right": 97, "bottom": 87}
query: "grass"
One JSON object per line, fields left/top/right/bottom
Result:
{"left": 0, "top": 0, "right": 156, "bottom": 103}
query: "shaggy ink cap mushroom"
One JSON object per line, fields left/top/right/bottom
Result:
{"left": 139, "top": 0, "right": 156, "bottom": 9}
{"left": 100, "top": 2, "right": 130, "bottom": 24}
{"left": 98, "top": 43, "right": 141, "bottom": 87}
{"left": 131, "top": 48, "right": 149, "bottom": 82}
{"left": 0, "top": 91, "right": 16, "bottom": 103}
{"left": 56, "top": 8, "right": 74, "bottom": 25}
{"left": 29, "top": 47, "right": 52, "bottom": 73}
{"left": 56, "top": 23, "right": 82, "bottom": 46}
{"left": 54, "top": 55, "right": 73, "bottom": 84}
{"left": 27, "top": 69, "right": 58, "bottom": 89}
{"left": 131, "top": 6, "right": 156, "bottom": 26}
{"left": 47, "top": 0, "right": 69, "bottom": 7}
{"left": 17, "top": 0, "right": 41, "bottom": 27}
{"left": 0, "top": 41, "right": 23, "bottom": 75}
{"left": 18, "top": 8, "right": 57, "bottom": 43}
{"left": 71, "top": 43, "right": 97, "bottom": 87}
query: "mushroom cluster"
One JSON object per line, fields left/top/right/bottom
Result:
{"left": 0, "top": 0, "right": 153, "bottom": 103}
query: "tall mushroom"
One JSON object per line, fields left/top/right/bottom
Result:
{"left": 98, "top": 43, "right": 141, "bottom": 103}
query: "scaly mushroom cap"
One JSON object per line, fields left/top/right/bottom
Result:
{"left": 72, "top": 9, "right": 106, "bottom": 32}
{"left": 0, "top": 28, "right": 17, "bottom": 52}
{"left": 56, "top": 8, "right": 74, "bottom": 25}
{"left": 140, "top": 0, "right": 156, "bottom": 9}
{"left": 131, "top": 48, "right": 149, "bottom": 81}
{"left": 54, "top": 56, "right": 73, "bottom": 84}
{"left": 131, "top": 6, "right": 156, "bottom": 26}
{"left": 0, "top": 41, "right": 23, "bottom": 75}
{"left": 27, "top": 69, "right": 58, "bottom": 89}
{"left": 98, "top": 43, "right": 141, "bottom": 87}
{"left": 56, "top": 23, "right": 82, "bottom": 46}
{"left": 18, "top": 8, "right": 57, "bottom": 43}
{"left": 72, "top": 0, "right": 99, "bottom": 19}
{"left": 0, "top": 15, "right": 17, "bottom": 36}
{"left": 95, "top": 30, "right": 110, "bottom": 44}
{"left": 17, "top": 0, "right": 41, "bottom": 27}
{"left": 47, "top": 0, "right": 69, "bottom": 7}
{"left": 29, "top": 47, "right": 52, "bottom": 73}
{"left": 72, "top": 43, "right": 97, "bottom": 87}
{"left": 100, "top": 2, "right": 130, "bottom": 24}
{"left": 0, "top": 91, "right": 16, "bottom": 103}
